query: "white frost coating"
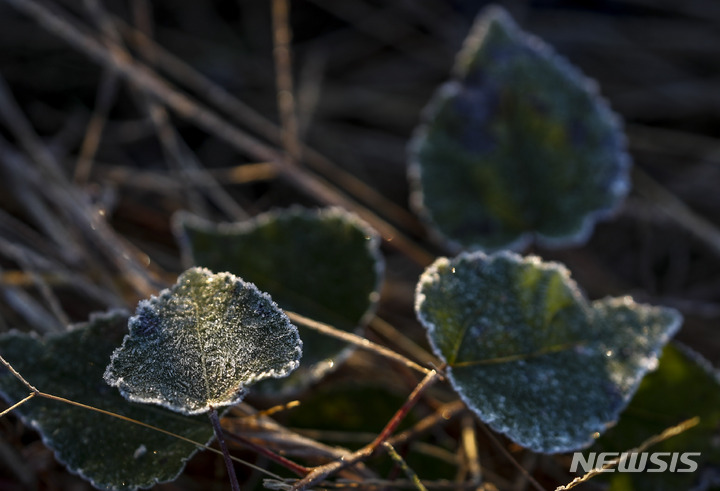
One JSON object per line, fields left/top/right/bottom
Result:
{"left": 675, "top": 343, "right": 720, "bottom": 385}
{"left": 133, "top": 445, "right": 147, "bottom": 459}
{"left": 407, "top": 5, "right": 631, "bottom": 253}
{"left": 492, "top": 2, "right": 633, "bottom": 240}
{"left": 416, "top": 250, "right": 581, "bottom": 369}
{"left": 592, "top": 296, "right": 683, "bottom": 406}
{"left": 0, "top": 309, "right": 217, "bottom": 491}
{"left": 104, "top": 268, "right": 303, "bottom": 415}
{"left": 172, "top": 206, "right": 385, "bottom": 327}
{"left": 415, "top": 250, "right": 578, "bottom": 346}
{"left": 415, "top": 251, "right": 682, "bottom": 453}
{"left": 171, "top": 206, "right": 385, "bottom": 393}
{"left": 406, "top": 83, "right": 539, "bottom": 255}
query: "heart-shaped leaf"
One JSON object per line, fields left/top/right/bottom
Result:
{"left": 593, "top": 343, "right": 720, "bottom": 490}
{"left": 104, "top": 267, "right": 302, "bottom": 414}
{"left": 415, "top": 251, "right": 681, "bottom": 453}
{"left": 173, "top": 207, "right": 384, "bottom": 392}
{"left": 408, "top": 5, "right": 630, "bottom": 251}
{"left": 0, "top": 311, "right": 214, "bottom": 490}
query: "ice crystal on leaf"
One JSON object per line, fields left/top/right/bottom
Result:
{"left": 104, "top": 267, "right": 302, "bottom": 415}
{"left": 415, "top": 251, "right": 681, "bottom": 452}
{"left": 408, "top": 6, "right": 630, "bottom": 251}
{"left": 0, "top": 311, "right": 215, "bottom": 490}
{"left": 173, "top": 207, "right": 383, "bottom": 392}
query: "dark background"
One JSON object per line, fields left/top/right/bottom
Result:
{"left": 0, "top": 0, "right": 718, "bottom": 489}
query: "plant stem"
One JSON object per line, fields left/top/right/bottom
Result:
{"left": 38, "top": 392, "right": 282, "bottom": 478}
{"left": 0, "top": 392, "right": 36, "bottom": 418}
{"left": 223, "top": 430, "right": 309, "bottom": 477}
{"left": 0, "top": 355, "right": 284, "bottom": 480}
{"left": 209, "top": 407, "right": 241, "bottom": 491}
{"left": 292, "top": 368, "right": 441, "bottom": 490}
{"left": 387, "top": 400, "right": 466, "bottom": 448}
{"left": 477, "top": 423, "right": 545, "bottom": 491}
{"left": 285, "top": 310, "right": 433, "bottom": 376}
{"left": 0, "top": 355, "right": 39, "bottom": 393}
{"left": 368, "top": 316, "right": 441, "bottom": 367}
{"left": 113, "top": 16, "right": 426, "bottom": 238}
{"left": 3, "top": 0, "right": 435, "bottom": 267}
{"left": 383, "top": 442, "right": 428, "bottom": 491}
{"left": 369, "top": 367, "right": 442, "bottom": 449}
{"left": 271, "top": 0, "right": 301, "bottom": 162}
{"left": 556, "top": 417, "right": 700, "bottom": 490}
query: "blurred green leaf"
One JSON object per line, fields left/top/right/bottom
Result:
{"left": 286, "top": 384, "right": 411, "bottom": 438}
{"left": 0, "top": 311, "right": 214, "bottom": 491}
{"left": 593, "top": 343, "right": 720, "bottom": 491}
{"left": 415, "top": 251, "right": 681, "bottom": 452}
{"left": 174, "top": 207, "right": 384, "bottom": 392}
{"left": 105, "top": 267, "right": 301, "bottom": 414}
{"left": 409, "top": 5, "right": 630, "bottom": 251}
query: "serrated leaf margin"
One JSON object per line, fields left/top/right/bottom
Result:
{"left": 104, "top": 268, "right": 302, "bottom": 415}
{"left": 0, "top": 309, "right": 216, "bottom": 491}
{"left": 415, "top": 251, "right": 682, "bottom": 452}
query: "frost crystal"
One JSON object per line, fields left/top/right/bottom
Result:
{"left": 0, "top": 310, "right": 216, "bottom": 490}
{"left": 415, "top": 251, "right": 681, "bottom": 452}
{"left": 173, "top": 207, "right": 384, "bottom": 393}
{"left": 408, "top": 5, "right": 630, "bottom": 251}
{"left": 104, "top": 268, "right": 302, "bottom": 415}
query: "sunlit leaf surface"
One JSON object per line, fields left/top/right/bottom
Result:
{"left": 174, "top": 207, "right": 383, "bottom": 392}
{"left": 105, "top": 267, "right": 301, "bottom": 414}
{"left": 415, "top": 251, "right": 681, "bottom": 452}
{"left": 409, "top": 6, "right": 630, "bottom": 251}
{"left": 0, "top": 311, "right": 214, "bottom": 491}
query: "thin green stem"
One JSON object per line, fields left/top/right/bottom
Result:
{"left": 383, "top": 442, "right": 428, "bottom": 491}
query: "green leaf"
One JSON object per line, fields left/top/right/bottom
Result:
{"left": 415, "top": 251, "right": 681, "bottom": 453}
{"left": 408, "top": 5, "right": 630, "bottom": 251}
{"left": 0, "top": 311, "right": 214, "bottom": 491}
{"left": 285, "top": 384, "right": 414, "bottom": 438}
{"left": 173, "top": 207, "right": 384, "bottom": 392}
{"left": 593, "top": 343, "right": 720, "bottom": 491}
{"left": 104, "top": 267, "right": 301, "bottom": 414}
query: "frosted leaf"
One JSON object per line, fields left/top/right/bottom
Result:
{"left": 104, "top": 267, "right": 302, "bottom": 415}
{"left": 173, "top": 207, "right": 384, "bottom": 392}
{"left": 408, "top": 5, "right": 630, "bottom": 252}
{"left": 0, "top": 311, "right": 214, "bottom": 490}
{"left": 415, "top": 251, "right": 681, "bottom": 453}
{"left": 593, "top": 343, "right": 720, "bottom": 490}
